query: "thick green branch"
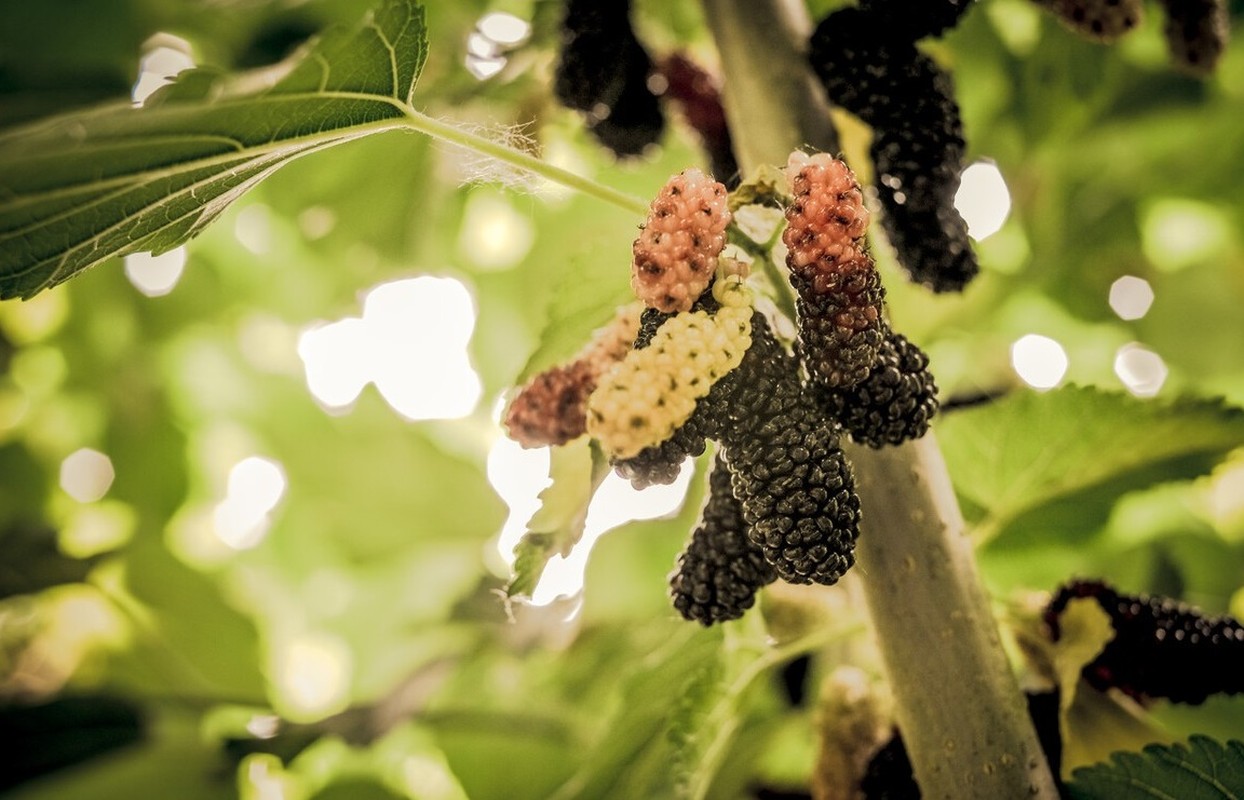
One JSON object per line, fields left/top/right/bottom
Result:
{"left": 700, "top": 1, "right": 1060, "bottom": 797}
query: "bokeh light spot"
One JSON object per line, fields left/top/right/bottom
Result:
{"left": 59, "top": 448, "right": 115, "bottom": 502}
{"left": 954, "top": 160, "right": 1012, "bottom": 241}
{"left": 1114, "top": 343, "right": 1168, "bottom": 397}
{"left": 1010, "top": 334, "right": 1068, "bottom": 390}
{"left": 124, "top": 247, "right": 187, "bottom": 297}
{"left": 1108, "top": 275, "right": 1155, "bottom": 321}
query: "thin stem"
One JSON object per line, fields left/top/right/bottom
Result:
{"left": 399, "top": 108, "right": 650, "bottom": 217}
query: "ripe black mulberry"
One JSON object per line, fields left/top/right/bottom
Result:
{"left": 808, "top": 10, "right": 977, "bottom": 292}
{"left": 1046, "top": 579, "right": 1244, "bottom": 705}
{"left": 817, "top": 329, "right": 939, "bottom": 448}
{"left": 553, "top": 0, "right": 664, "bottom": 157}
{"left": 856, "top": 0, "right": 976, "bottom": 42}
{"left": 670, "top": 456, "right": 777, "bottom": 625}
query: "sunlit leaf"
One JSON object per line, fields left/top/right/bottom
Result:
{"left": 1068, "top": 736, "right": 1244, "bottom": 800}
{"left": 506, "top": 437, "right": 608, "bottom": 600}
{"left": 937, "top": 387, "right": 1244, "bottom": 537}
{"left": 0, "top": 0, "right": 427, "bottom": 299}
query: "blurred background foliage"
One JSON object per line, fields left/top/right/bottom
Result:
{"left": 0, "top": 0, "right": 1243, "bottom": 797}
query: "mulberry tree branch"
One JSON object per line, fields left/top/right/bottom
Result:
{"left": 698, "top": 0, "right": 1060, "bottom": 797}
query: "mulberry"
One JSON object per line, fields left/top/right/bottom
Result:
{"left": 670, "top": 456, "right": 777, "bottom": 625}
{"left": 553, "top": 0, "right": 664, "bottom": 157}
{"left": 817, "top": 329, "right": 939, "bottom": 448}
{"left": 1046, "top": 579, "right": 1244, "bottom": 705}
{"left": 1157, "top": 0, "right": 1229, "bottom": 75}
{"left": 1029, "top": 0, "right": 1144, "bottom": 42}
{"left": 632, "top": 169, "right": 732, "bottom": 313}
{"left": 658, "top": 54, "right": 741, "bottom": 188}
{"left": 855, "top": 0, "right": 976, "bottom": 42}
{"left": 504, "top": 304, "right": 642, "bottom": 448}
{"left": 783, "top": 151, "right": 885, "bottom": 388}
{"left": 713, "top": 315, "right": 863, "bottom": 585}
{"left": 587, "top": 277, "right": 752, "bottom": 460}
{"left": 808, "top": 10, "right": 977, "bottom": 292}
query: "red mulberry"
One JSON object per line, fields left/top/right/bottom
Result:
{"left": 632, "top": 169, "right": 731, "bottom": 314}
{"left": 658, "top": 54, "right": 741, "bottom": 188}
{"left": 670, "top": 456, "right": 777, "bottom": 625}
{"left": 1157, "top": 0, "right": 1229, "bottom": 75}
{"left": 816, "top": 329, "right": 939, "bottom": 448}
{"left": 808, "top": 10, "right": 978, "bottom": 293}
{"left": 504, "top": 304, "right": 641, "bottom": 448}
{"left": 1029, "top": 0, "right": 1144, "bottom": 42}
{"left": 783, "top": 152, "right": 885, "bottom": 388}
{"left": 1046, "top": 579, "right": 1244, "bottom": 705}
{"left": 553, "top": 0, "right": 664, "bottom": 157}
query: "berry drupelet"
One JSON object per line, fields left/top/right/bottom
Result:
{"left": 1046, "top": 578, "right": 1244, "bottom": 705}
{"left": 670, "top": 456, "right": 777, "bottom": 625}
{"left": 783, "top": 151, "right": 885, "bottom": 388}
{"left": 816, "top": 329, "right": 939, "bottom": 448}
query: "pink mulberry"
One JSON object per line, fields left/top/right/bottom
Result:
{"left": 782, "top": 152, "right": 886, "bottom": 388}
{"left": 631, "top": 169, "right": 731, "bottom": 314}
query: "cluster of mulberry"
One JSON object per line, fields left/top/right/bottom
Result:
{"left": 631, "top": 169, "right": 731, "bottom": 314}
{"left": 670, "top": 456, "right": 776, "bottom": 625}
{"left": 504, "top": 304, "right": 641, "bottom": 448}
{"left": 783, "top": 151, "right": 885, "bottom": 388}
{"left": 509, "top": 153, "right": 946, "bottom": 623}
{"left": 808, "top": 8, "right": 977, "bottom": 293}
{"left": 553, "top": 0, "right": 663, "bottom": 157}
{"left": 1045, "top": 578, "right": 1244, "bottom": 705}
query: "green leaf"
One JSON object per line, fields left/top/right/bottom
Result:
{"left": 0, "top": 0, "right": 427, "bottom": 299}
{"left": 937, "top": 387, "right": 1244, "bottom": 538}
{"left": 1068, "top": 736, "right": 1244, "bottom": 800}
{"left": 506, "top": 438, "right": 609, "bottom": 600}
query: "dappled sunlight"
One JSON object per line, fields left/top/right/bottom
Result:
{"left": 272, "top": 632, "right": 352, "bottom": 721}
{"left": 59, "top": 448, "right": 114, "bottom": 503}
{"left": 212, "top": 456, "right": 287, "bottom": 550}
{"left": 954, "top": 160, "right": 1012, "bottom": 241}
{"left": 1114, "top": 343, "right": 1168, "bottom": 397}
{"left": 1108, "top": 275, "right": 1155, "bottom": 321}
{"left": 297, "top": 277, "right": 481, "bottom": 420}
{"left": 1011, "top": 334, "right": 1068, "bottom": 390}
{"left": 529, "top": 461, "right": 694, "bottom": 606}
{"left": 131, "top": 36, "right": 195, "bottom": 106}
{"left": 124, "top": 247, "right": 187, "bottom": 297}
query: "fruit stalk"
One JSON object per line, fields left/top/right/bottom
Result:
{"left": 698, "top": 0, "right": 1059, "bottom": 796}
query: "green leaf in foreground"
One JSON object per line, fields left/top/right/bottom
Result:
{"left": 506, "top": 438, "right": 609, "bottom": 601}
{"left": 1068, "top": 736, "right": 1244, "bottom": 799}
{"left": 936, "top": 386, "right": 1244, "bottom": 536}
{"left": 0, "top": 0, "right": 427, "bottom": 299}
